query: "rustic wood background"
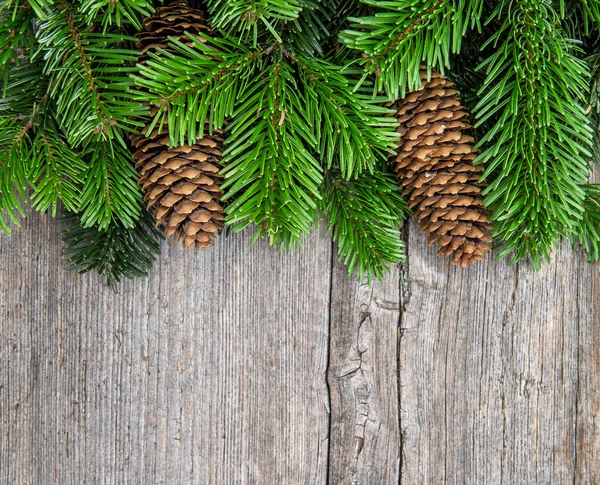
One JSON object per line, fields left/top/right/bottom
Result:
{"left": 1, "top": 208, "right": 599, "bottom": 484}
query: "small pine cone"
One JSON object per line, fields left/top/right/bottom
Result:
{"left": 388, "top": 69, "right": 493, "bottom": 267}
{"left": 133, "top": 2, "right": 225, "bottom": 249}
{"left": 135, "top": 0, "right": 212, "bottom": 63}
{"left": 131, "top": 122, "right": 225, "bottom": 249}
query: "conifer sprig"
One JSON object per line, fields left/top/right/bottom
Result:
{"left": 339, "top": 0, "right": 485, "bottom": 98}
{"left": 221, "top": 60, "right": 323, "bottom": 248}
{"left": 572, "top": 183, "right": 600, "bottom": 261}
{"left": 324, "top": 168, "right": 407, "bottom": 281}
{"left": 62, "top": 207, "right": 163, "bottom": 290}
{"left": 473, "top": 0, "right": 593, "bottom": 267}
{"left": 36, "top": 4, "right": 146, "bottom": 145}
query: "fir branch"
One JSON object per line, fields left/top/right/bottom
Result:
{"left": 0, "top": 119, "right": 29, "bottom": 233}
{"left": 0, "top": 2, "right": 35, "bottom": 74}
{"left": 61, "top": 207, "right": 163, "bottom": 290}
{"left": 35, "top": 3, "right": 146, "bottom": 146}
{"left": 324, "top": 168, "right": 408, "bottom": 281}
{"left": 474, "top": 0, "right": 593, "bottom": 267}
{"left": 28, "top": 123, "right": 86, "bottom": 216}
{"left": 0, "top": 58, "right": 47, "bottom": 117}
{"left": 221, "top": 60, "right": 323, "bottom": 248}
{"left": 587, "top": 53, "right": 600, "bottom": 162}
{"left": 77, "top": 136, "right": 142, "bottom": 230}
{"left": 572, "top": 0, "right": 600, "bottom": 33}
{"left": 571, "top": 183, "right": 600, "bottom": 261}
{"left": 297, "top": 56, "right": 399, "bottom": 178}
{"left": 206, "top": 0, "right": 304, "bottom": 41}
{"left": 79, "top": 0, "right": 154, "bottom": 31}
{"left": 339, "top": 0, "right": 485, "bottom": 98}
{"left": 284, "top": 0, "right": 333, "bottom": 56}
{"left": 0, "top": 57, "right": 47, "bottom": 233}
{"left": 134, "top": 32, "right": 263, "bottom": 146}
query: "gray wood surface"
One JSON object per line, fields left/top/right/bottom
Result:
{"left": 1, "top": 208, "right": 598, "bottom": 484}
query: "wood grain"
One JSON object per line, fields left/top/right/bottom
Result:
{"left": 399, "top": 222, "right": 600, "bottom": 484}
{"left": 0, "top": 211, "right": 332, "bottom": 484}
{"left": 2, "top": 207, "right": 599, "bottom": 484}
{"left": 327, "top": 260, "right": 401, "bottom": 485}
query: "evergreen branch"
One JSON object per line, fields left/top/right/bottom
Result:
{"left": 474, "top": 0, "right": 593, "bottom": 267}
{"left": 134, "top": 32, "right": 262, "bottom": 146}
{"left": 571, "top": 183, "right": 600, "bottom": 261}
{"left": 339, "top": 0, "right": 484, "bottom": 98}
{"left": 0, "top": 56, "right": 47, "bottom": 234}
{"left": 324, "top": 168, "right": 407, "bottom": 281}
{"left": 587, "top": 53, "right": 600, "bottom": 163}
{"left": 0, "top": 119, "right": 29, "bottom": 234}
{"left": 0, "top": 2, "right": 35, "bottom": 74}
{"left": 77, "top": 135, "right": 143, "bottom": 230}
{"left": 0, "top": 58, "right": 47, "bottom": 116}
{"left": 572, "top": 0, "right": 600, "bottom": 33}
{"left": 36, "top": 3, "right": 146, "bottom": 146}
{"left": 297, "top": 56, "right": 398, "bottom": 178}
{"left": 28, "top": 124, "right": 86, "bottom": 216}
{"left": 221, "top": 61, "right": 323, "bottom": 248}
{"left": 79, "top": 0, "right": 154, "bottom": 31}
{"left": 61, "top": 207, "right": 163, "bottom": 290}
{"left": 285, "top": 0, "right": 332, "bottom": 56}
{"left": 206, "top": 0, "right": 304, "bottom": 41}
{"left": 2, "top": 0, "right": 54, "bottom": 20}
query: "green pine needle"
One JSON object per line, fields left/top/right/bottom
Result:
{"left": 473, "top": 0, "right": 593, "bottom": 268}
{"left": 324, "top": 167, "right": 408, "bottom": 281}
{"left": 61, "top": 208, "right": 163, "bottom": 291}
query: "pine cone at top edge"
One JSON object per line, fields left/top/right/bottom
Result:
{"left": 387, "top": 68, "right": 493, "bottom": 267}
{"left": 133, "top": 2, "right": 225, "bottom": 250}
{"left": 135, "top": 0, "right": 213, "bottom": 63}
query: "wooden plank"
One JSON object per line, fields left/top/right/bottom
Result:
{"left": 327, "top": 261, "right": 401, "bottom": 485}
{"left": 0, "top": 210, "right": 333, "bottom": 484}
{"left": 399, "top": 222, "right": 599, "bottom": 484}
{"left": 575, "top": 222, "right": 600, "bottom": 484}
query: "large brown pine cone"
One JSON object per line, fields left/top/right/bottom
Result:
{"left": 133, "top": 2, "right": 225, "bottom": 249}
{"left": 131, "top": 122, "right": 225, "bottom": 249}
{"left": 388, "top": 69, "right": 493, "bottom": 267}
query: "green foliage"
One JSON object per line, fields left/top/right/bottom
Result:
{"left": 134, "top": 33, "right": 260, "bottom": 147}
{"left": 588, "top": 53, "right": 600, "bottom": 163}
{"left": 35, "top": 4, "right": 146, "bottom": 146}
{"left": 339, "top": 0, "right": 485, "bottom": 98}
{"left": 77, "top": 137, "right": 142, "bottom": 230}
{"left": 61, "top": 208, "right": 163, "bottom": 291}
{"left": 28, "top": 124, "right": 86, "bottom": 216}
{"left": 0, "top": 0, "right": 154, "bottom": 286}
{"left": 0, "top": 120, "right": 29, "bottom": 233}
{"left": 0, "top": 2, "right": 35, "bottom": 76}
{"left": 571, "top": 184, "right": 600, "bottom": 262}
{"left": 221, "top": 60, "right": 323, "bottom": 248}
{"left": 473, "top": 0, "right": 593, "bottom": 268}
{"left": 206, "top": 0, "right": 304, "bottom": 42}
{"left": 0, "top": 57, "right": 45, "bottom": 233}
{"left": 79, "top": 0, "right": 154, "bottom": 31}
{"left": 324, "top": 167, "right": 408, "bottom": 280}
{"left": 296, "top": 58, "right": 398, "bottom": 178}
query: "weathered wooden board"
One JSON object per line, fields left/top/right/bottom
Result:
{"left": 399, "top": 223, "right": 600, "bottom": 485}
{"left": 1, "top": 206, "right": 599, "bottom": 484}
{"left": 0, "top": 211, "right": 333, "bottom": 484}
{"left": 327, "top": 261, "right": 401, "bottom": 485}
